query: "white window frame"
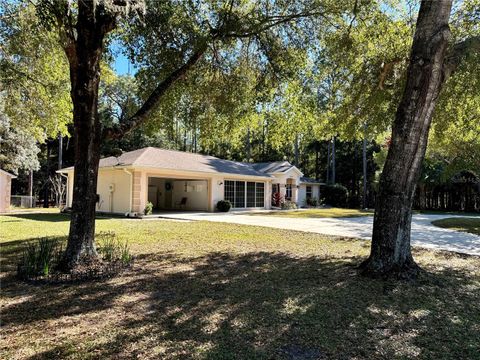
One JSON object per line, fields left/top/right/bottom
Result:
{"left": 224, "top": 180, "right": 265, "bottom": 208}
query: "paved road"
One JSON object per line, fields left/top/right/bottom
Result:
{"left": 153, "top": 212, "right": 480, "bottom": 256}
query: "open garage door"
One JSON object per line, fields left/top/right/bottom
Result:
{"left": 148, "top": 177, "right": 209, "bottom": 211}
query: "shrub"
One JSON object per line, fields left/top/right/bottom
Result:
{"left": 306, "top": 197, "right": 318, "bottom": 207}
{"left": 216, "top": 200, "right": 232, "bottom": 212}
{"left": 144, "top": 201, "right": 153, "bottom": 215}
{"left": 281, "top": 200, "right": 297, "bottom": 210}
{"left": 321, "top": 184, "right": 348, "bottom": 207}
{"left": 18, "top": 237, "right": 63, "bottom": 278}
{"left": 272, "top": 192, "right": 284, "bottom": 207}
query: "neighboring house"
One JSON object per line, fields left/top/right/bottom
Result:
{"left": 0, "top": 169, "right": 16, "bottom": 213}
{"left": 58, "top": 147, "right": 323, "bottom": 214}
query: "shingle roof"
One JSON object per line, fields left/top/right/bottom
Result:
{"left": 249, "top": 161, "right": 295, "bottom": 174}
{"left": 300, "top": 176, "right": 324, "bottom": 184}
{"left": 60, "top": 147, "right": 271, "bottom": 178}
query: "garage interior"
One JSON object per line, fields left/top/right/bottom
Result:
{"left": 147, "top": 177, "right": 209, "bottom": 212}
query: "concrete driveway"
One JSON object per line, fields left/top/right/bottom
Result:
{"left": 155, "top": 212, "right": 480, "bottom": 256}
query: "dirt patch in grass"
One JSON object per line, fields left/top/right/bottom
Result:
{"left": 1, "top": 212, "right": 479, "bottom": 359}
{"left": 431, "top": 217, "right": 480, "bottom": 236}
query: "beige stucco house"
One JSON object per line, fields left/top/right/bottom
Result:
{"left": 59, "top": 147, "right": 323, "bottom": 215}
{"left": 0, "top": 169, "right": 16, "bottom": 213}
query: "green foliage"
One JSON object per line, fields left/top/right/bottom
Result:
{"left": 144, "top": 202, "right": 153, "bottom": 215}
{"left": 18, "top": 237, "right": 63, "bottom": 278}
{"left": 306, "top": 197, "right": 318, "bottom": 207}
{"left": 97, "top": 231, "right": 133, "bottom": 265}
{"left": 321, "top": 184, "right": 348, "bottom": 208}
{"left": 216, "top": 200, "right": 232, "bottom": 212}
{"left": 281, "top": 200, "right": 297, "bottom": 210}
{"left": 0, "top": 98, "right": 40, "bottom": 173}
{"left": 0, "top": 3, "right": 71, "bottom": 143}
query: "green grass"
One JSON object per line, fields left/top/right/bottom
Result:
{"left": 431, "top": 217, "right": 480, "bottom": 236}
{"left": 251, "top": 207, "right": 374, "bottom": 218}
{"left": 1, "top": 210, "right": 479, "bottom": 359}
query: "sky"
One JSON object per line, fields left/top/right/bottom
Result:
{"left": 113, "top": 52, "right": 134, "bottom": 76}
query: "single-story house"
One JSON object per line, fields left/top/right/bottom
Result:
{"left": 58, "top": 147, "right": 323, "bottom": 214}
{"left": 0, "top": 169, "right": 16, "bottom": 213}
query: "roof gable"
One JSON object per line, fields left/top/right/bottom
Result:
{"left": 0, "top": 169, "right": 16, "bottom": 178}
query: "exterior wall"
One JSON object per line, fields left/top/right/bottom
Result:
{"left": 66, "top": 169, "right": 132, "bottom": 214}
{"left": 298, "top": 184, "right": 321, "bottom": 207}
{"left": 298, "top": 185, "right": 307, "bottom": 207}
{"left": 67, "top": 173, "right": 74, "bottom": 208}
{"left": 96, "top": 169, "right": 132, "bottom": 213}
{"left": 0, "top": 172, "right": 13, "bottom": 213}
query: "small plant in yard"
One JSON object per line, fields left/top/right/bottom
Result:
{"left": 272, "top": 192, "right": 284, "bottom": 207}
{"left": 18, "top": 237, "right": 63, "bottom": 278}
{"left": 97, "top": 231, "right": 133, "bottom": 265}
{"left": 18, "top": 232, "right": 133, "bottom": 282}
{"left": 281, "top": 200, "right": 297, "bottom": 210}
{"left": 306, "top": 197, "right": 318, "bottom": 207}
{"left": 144, "top": 201, "right": 153, "bottom": 215}
{"left": 216, "top": 200, "right": 232, "bottom": 212}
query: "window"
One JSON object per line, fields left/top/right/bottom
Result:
{"left": 224, "top": 180, "right": 235, "bottom": 204}
{"left": 224, "top": 180, "right": 265, "bottom": 208}
{"left": 235, "top": 181, "right": 245, "bottom": 208}
{"left": 306, "top": 186, "right": 312, "bottom": 199}
{"left": 285, "top": 184, "right": 292, "bottom": 200}
{"left": 247, "top": 182, "right": 256, "bottom": 207}
{"left": 256, "top": 182, "right": 265, "bottom": 207}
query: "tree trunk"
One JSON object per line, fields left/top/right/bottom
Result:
{"left": 331, "top": 136, "right": 336, "bottom": 184}
{"left": 362, "top": 123, "right": 368, "bottom": 209}
{"left": 62, "top": 4, "right": 113, "bottom": 269}
{"left": 361, "top": 0, "right": 453, "bottom": 279}
{"left": 326, "top": 141, "right": 330, "bottom": 184}
{"left": 294, "top": 133, "right": 299, "bottom": 166}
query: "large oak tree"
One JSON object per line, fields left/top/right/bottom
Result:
{"left": 360, "top": 0, "right": 480, "bottom": 278}
{"left": 31, "top": 0, "right": 343, "bottom": 269}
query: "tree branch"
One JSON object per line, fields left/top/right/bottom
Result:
{"left": 104, "top": 7, "right": 332, "bottom": 140}
{"left": 443, "top": 35, "right": 480, "bottom": 80}
{"left": 103, "top": 41, "right": 209, "bottom": 139}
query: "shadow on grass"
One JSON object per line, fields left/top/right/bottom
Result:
{"left": 2, "top": 245, "right": 479, "bottom": 359}
{"left": 2, "top": 212, "right": 127, "bottom": 223}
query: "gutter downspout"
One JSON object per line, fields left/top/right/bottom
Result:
{"left": 123, "top": 168, "right": 133, "bottom": 215}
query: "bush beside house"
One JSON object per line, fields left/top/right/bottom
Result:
{"left": 321, "top": 184, "right": 348, "bottom": 207}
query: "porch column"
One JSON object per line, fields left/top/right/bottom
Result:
{"left": 132, "top": 171, "right": 143, "bottom": 213}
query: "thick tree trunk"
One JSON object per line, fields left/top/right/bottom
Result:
{"left": 62, "top": 4, "right": 112, "bottom": 269}
{"left": 362, "top": 123, "right": 368, "bottom": 209}
{"left": 361, "top": 0, "right": 453, "bottom": 279}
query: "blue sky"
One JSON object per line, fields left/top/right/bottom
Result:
{"left": 113, "top": 52, "right": 134, "bottom": 75}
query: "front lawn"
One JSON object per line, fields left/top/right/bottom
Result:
{"left": 1, "top": 211, "right": 479, "bottom": 359}
{"left": 252, "top": 207, "right": 374, "bottom": 218}
{"left": 431, "top": 217, "right": 480, "bottom": 236}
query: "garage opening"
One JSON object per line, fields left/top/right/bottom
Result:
{"left": 147, "top": 177, "right": 209, "bottom": 211}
